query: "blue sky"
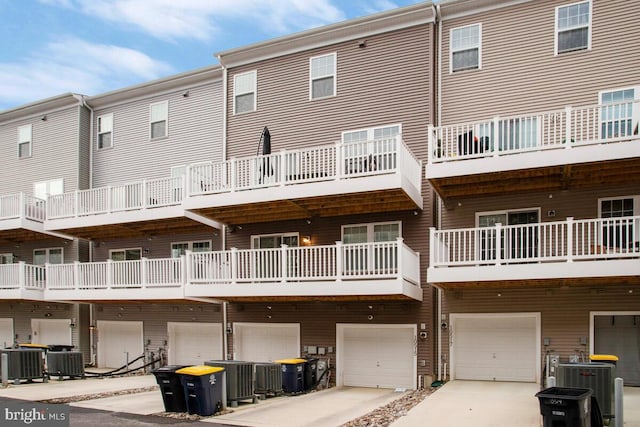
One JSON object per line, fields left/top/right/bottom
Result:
{"left": 0, "top": 0, "right": 423, "bottom": 111}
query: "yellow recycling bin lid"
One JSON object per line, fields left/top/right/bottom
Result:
{"left": 589, "top": 354, "right": 619, "bottom": 362}
{"left": 274, "top": 358, "right": 306, "bottom": 365}
{"left": 18, "top": 343, "right": 49, "bottom": 349}
{"left": 175, "top": 365, "right": 224, "bottom": 376}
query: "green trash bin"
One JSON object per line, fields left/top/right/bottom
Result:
{"left": 536, "top": 387, "right": 591, "bottom": 427}
{"left": 275, "top": 359, "right": 305, "bottom": 393}
{"left": 176, "top": 365, "right": 225, "bottom": 416}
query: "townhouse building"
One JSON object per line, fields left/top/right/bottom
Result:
{"left": 427, "top": 0, "right": 640, "bottom": 386}
{"left": 0, "top": 0, "right": 637, "bottom": 391}
{"left": 0, "top": 93, "right": 91, "bottom": 358}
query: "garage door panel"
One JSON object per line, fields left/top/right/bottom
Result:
{"left": 31, "top": 319, "right": 72, "bottom": 346}
{"left": 595, "top": 315, "right": 640, "bottom": 386}
{"left": 234, "top": 323, "right": 299, "bottom": 363}
{"left": 453, "top": 315, "right": 537, "bottom": 383}
{"left": 340, "top": 325, "right": 415, "bottom": 389}
{"left": 169, "top": 322, "right": 222, "bottom": 365}
{"left": 0, "top": 318, "right": 13, "bottom": 348}
{"left": 97, "top": 321, "right": 144, "bottom": 369}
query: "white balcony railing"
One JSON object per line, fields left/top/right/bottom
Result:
{"left": 430, "top": 216, "right": 640, "bottom": 267}
{"left": 187, "top": 238, "right": 420, "bottom": 285}
{"left": 0, "top": 263, "right": 45, "bottom": 290}
{"left": 188, "top": 136, "right": 421, "bottom": 196}
{"left": 46, "top": 257, "right": 184, "bottom": 290}
{"left": 428, "top": 99, "right": 640, "bottom": 164}
{"left": 47, "top": 176, "right": 184, "bottom": 219}
{"left": 0, "top": 193, "right": 46, "bottom": 222}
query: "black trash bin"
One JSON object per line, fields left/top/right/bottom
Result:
{"left": 275, "top": 359, "right": 305, "bottom": 393}
{"left": 152, "top": 365, "right": 189, "bottom": 412}
{"left": 176, "top": 365, "right": 224, "bottom": 416}
{"left": 536, "top": 387, "right": 592, "bottom": 427}
{"left": 303, "top": 358, "right": 318, "bottom": 391}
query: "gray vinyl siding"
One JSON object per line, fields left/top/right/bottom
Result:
{"left": 226, "top": 24, "right": 433, "bottom": 159}
{"left": 92, "top": 80, "right": 224, "bottom": 188}
{"left": 440, "top": 184, "right": 640, "bottom": 230}
{"left": 77, "top": 106, "right": 91, "bottom": 190}
{"left": 0, "top": 105, "right": 84, "bottom": 194}
{"left": 441, "top": 285, "right": 640, "bottom": 375}
{"left": 0, "top": 237, "right": 81, "bottom": 265}
{"left": 94, "top": 303, "right": 224, "bottom": 359}
{"left": 440, "top": 0, "right": 640, "bottom": 125}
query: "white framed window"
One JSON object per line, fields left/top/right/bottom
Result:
{"left": 234, "top": 70, "right": 257, "bottom": 114}
{"left": 341, "top": 124, "right": 401, "bottom": 174}
{"left": 599, "top": 87, "right": 639, "bottom": 139}
{"left": 251, "top": 232, "right": 299, "bottom": 249}
{"left": 110, "top": 248, "right": 142, "bottom": 261}
{"left": 171, "top": 240, "right": 211, "bottom": 258}
{"left": 34, "top": 248, "right": 63, "bottom": 265}
{"left": 476, "top": 208, "right": 540, "bottom": 262}
{"left": 33, "top": 178, "right": 63, "bottom": 200}
{"left": 18, "top": 124, "right": 32, "bottom": 159}
{"left": 97, "top": 113, "right": 113, "bottom": 149}
{"left": 150, "top": 101, "right": 168, "bottom": 139}
{"left": 450, "top": 23, "right": 481, "bottom": 72}
{"left": 310, "top": 53, "right": 336, "bottom": 100}
{"left": 598, "top": 196, "right": 639, "bottom": 251}
{"left": 342, "top": 221, "right": 401, "bottom": 244}
{"left": 0, "top": 254, "right": 14, "bottom": 264}
{"left": 555, "top": 1, "right": 591, "bottom": 55}
{"left": 342, "top": 222, "right": 401, "bottom": 273}
{"left": 341, "top": 124, "right": 401, "bottom": 144}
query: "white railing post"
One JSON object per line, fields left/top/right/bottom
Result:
{"left": 230, "top": 159, "right": 237, "bottom": 192}
{"left": 280, "top": 150, "right": 286, "bottom": 186}
{"left": 74, "top": 190, "right": 79, "bottom": 217}
{"left": 179, "top": 255, "right": 186, "bottom": 286}
{"left": 335, "top": 142, "right": 343, "bottom": 180}
{"left": 565, "top": 106, "right": 572, "bottom": 148}
{"left": 18, "top": 261, "right": 25, "bottom": 289}
{"left": 427, "top": 126, "right": 434, "bottom": 165}
{"left": 19, "top": 192, "right": 25, "bottom": 218}
{"left": 492, "top": 116, "right": 500, "bottom": 156}
{"left": 335, "top": 241, "right": 343, "bottom": 282}
{"left": 230, "top": 248, "right": 238, "bottom": 284}
{"left": 106, "top": 259, "right": 113, "bottom": 288}
{"left": 429, "top": 227, "right": 436, "bottom": 266}
{"left": 142, "top": 179, "right": 148, "bottom": 208}
{"left": 566, "top": 217, "right": 574, "bottom": 262}
{"left": 396, "top": 237, "right": 404, "bottom": 278}
{"left": 107, "top": 186, "right": 113, "bottom": 213}
{"left": 495, "top": 223, "right": 502, "bottom": 266}
{"left": 280, "top": 244, "right": 288, "bottom": 283}
{"left": 73, "top": 261, "right": 80, "bottom": 290}
{"left": 185, "top": 250, "right": 192, "bottom": 283}
{"left": 141, "top": 258, "right": 148, "bottom": 288}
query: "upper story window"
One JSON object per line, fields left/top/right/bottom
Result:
{"left": 171, "top": 241, "right": 211, "bottom": 258}
{"left": 451, "top": 24, "right": 481, "bottom": 72}
{"left": 34, "top": 179, "right": 63, "bottom": 200}
{"left": 34, "top": 247, "right": 63, "bottom": 265}
{"left": 598, "top": 196, "right": 639, "bottom": 251}
{"left": 251, "top": 232, "right": 299, "bottom": 249}
{"left": 110, "top": 248, "right": 142, "bottom": 261}
{"left": 18, "top": 124, "right": 32, "bottom": 159}
{"left": 310, "top": 53, "right": 336, "bottom": 100}
{"left": 599, "top": 87, "right": 638, "bottom": 139}
{"left": 342, "top": 221, "right": 401, "bottom": 243}
{"left": 150, "top": 101, "right": 168, "bottom": 139}
{"left": 342, "top": 124, "right": 401, "bottom": 144}
{"left": 555, "top": 1, "right": 591, "bottom": 54}
{"left": 234, "top": 71, "right": 257, "bottom": 114}
{"left": 97, "top": 113, "right": 113, "bottom": 149}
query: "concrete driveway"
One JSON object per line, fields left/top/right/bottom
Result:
{"left": 391, "top": 381, "right": 541, "bottom": 427}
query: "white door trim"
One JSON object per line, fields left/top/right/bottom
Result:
{"left": 336, "top": 323, "right": 417, "bottom": 389}
{"left": 589, "top": 311, "right": 640, "bottom": 355}
{"left": 449, "top": 312, "right": 541, "bottom": 384}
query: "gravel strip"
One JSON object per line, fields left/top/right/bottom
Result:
{"left": 39, "top": 386, "right": 160, "bottom": 404}
{"left": 340, "top": 388, "right": 434, "bottom": 427}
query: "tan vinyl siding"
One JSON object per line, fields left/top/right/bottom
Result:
{"left": 92, "top": 80, "right": 224, "bottom": 187}
{"left": 441, "top": 0, "right": 640, "bottom": 124}
{"left": 0, "top": 105, "right": 84, "bottom": 194}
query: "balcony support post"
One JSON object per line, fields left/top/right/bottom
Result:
{"left": 185, "top": 250, "right": 193, "bottom": 284}
{"left": 142, "top": 179, "right": 147, "bottom": 209}
{"left": 107, "top": 259, "right": 113, "bottom": 289}
{"left": 279, "top": 150, "right": 286, "bottom": 186}
{"left": 141, "top": 257, "right": 148, "bottom": 288}
{"left": 396, "top": 237, "right": 404, "bottom": 279}
{"left": 230, "top": 248, "right": 238, "bottom": 285}
{"left": 107, "top": 186, "right": 113, "bottom": 213}
{"left": 492, "top": 116, "right": 500, "bottom": 156}
{"left": 230, "top": 159, "right": 237, "bottom": 192}
{"left": 19, "top": 192, "right": 25, "bottom": 219}
{"left": 566, "top": 217, "right": 574, "bottom": 262}
{"left": 74, "top": 190, "right": 79, "bottom": 217}
{"left": 73, "top": 261, "right": 80, "bottom": 290}
{"left": 495, "top": 223, "right": 502, "bottom": 266}
{"left": 565, "top": 106, "right": 572, "bottom": 148}
{"left": 18, "top": 261, "right": 25, "bottom": 289}
{"left": 335, "top": 241, "right": 343, "bottom": 282}
{"left": 335, "top": 142, "right": 343, "bottom": 180}
{"left": 280, "top": 244, "right": 288, "bottom": 283}
{"left": 180, "top": 255, "right": 187, "bottom": 285}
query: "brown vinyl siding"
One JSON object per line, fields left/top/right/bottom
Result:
{"left": 441, "top": 0, "right": 640, "bottom": 125}
{"left": 92, "top": 80, "right": 224, "bottom": 188}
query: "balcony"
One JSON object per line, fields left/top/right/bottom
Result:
{"left": 0, "top": 193, "right": 53, "bottom": 241}
{"left": 0, "top": 263, "right": 45, "bottom": 300}
{"left": 426, "top": 100, "right": 640, "bottom": 199}
{"left": 183, "top": 136, "right": 423, "bottom": 225}
{"left": 43, "top": 240, "right": 421, "bottom": 301}
{"left": 184, "top": 238, "right": 422, "bottom": 301}
{"left": 44, "top": 257, "right": 188, "bottom": 301}
{"left": 428, "top": 216, "right": 640, "bottom": 288}
{"left": 45, "top": 177, "right": 216, "bottom": 240}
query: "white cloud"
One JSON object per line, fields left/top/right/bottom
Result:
{"left": 361, "top": 0, "right": 403, "bottom": 15}
{"left": 46, "top": 0, "right": 346, "bottom": 42}
{"left": 0, "top": 37, "right": 173, "bottom": 109}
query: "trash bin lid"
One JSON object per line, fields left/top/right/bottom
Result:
{"left": 175, "top": 365, "right": 224, "bottom": 376}
{"left": 274, "top": 358, "right": 307, "bottom": 365}
{"left": 589, "top": 354, "right": 618, "bottom": 362}
{"left": 18, "top": 343, "right": 49, "bottom": 349}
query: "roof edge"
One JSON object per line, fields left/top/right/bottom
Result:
{"left": 0, "top": 93, "right": 84, "bottom": 123}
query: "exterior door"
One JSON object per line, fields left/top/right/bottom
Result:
{"left": 251, "top": 234, "right": 299, "bottom": 279}
{"left": 594, "top": 315, "right": 640, "bottom": 386}
{"left": 342, "top": 222, "right": 400, "bottom": 274}
{"left": 97, "top": 320, "right": 144, "bottom": 369}
{"left": 0, "top": 318, "right": 14, "bottom": 348}
{"left": 31, "top": 318, "right": 72, "bottom": 346}
{"left": 478, "top": 210, "right": 539, "bottom": 262}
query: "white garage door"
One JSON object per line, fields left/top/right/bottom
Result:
{"left": 0, "top": 318, "right": 14, "bottom": 348}
{"left": 452, "top": 314, "right": 539, "bottom": 382}
{"left": 338, "top": 324, "right": 416, "bottom": 389}
{"left": 97, "top": 321, "right": 144, "bottom": 369}
{"left": 31, "top": 319, "right": 72, "bottom": 346}
{"left": 168, "top": 322, "right": 223, "bottom": 365}
{"left": 233, "top": 323, "right": 299, "bottom": 362}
